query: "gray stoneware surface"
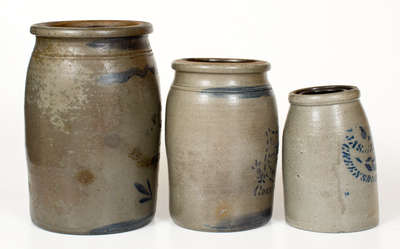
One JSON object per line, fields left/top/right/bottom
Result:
{"left": 283, "top": 85, "right": 379, "bottom": 233}
{"left": 25, "top": 20, "right": 161, "bottom": 235}
{"left": 166, "top": 58, "right": 279, "bottom": 232}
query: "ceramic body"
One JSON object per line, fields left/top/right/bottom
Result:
{"left": 25, "top": 21, "right": 161, "bottom": 235}
{"left": 283, "top": 85, "right": 379, "bottom": 233}
{"left": 166, "top": 58, "right": 279, "bottom": 232}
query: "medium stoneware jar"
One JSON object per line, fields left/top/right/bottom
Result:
{"left": 166, "top": 58, "right": 279, "bottom": 232}
{"left": 25, "top": 20, "right": 161, "bottom": 234}
{"left": 283, "top": 85, "right": 379, "bottom": 233}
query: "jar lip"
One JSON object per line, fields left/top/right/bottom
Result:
{"left": 289, "top": 85, "right": 360, "bottom": 105}
{"left": 172, "top": 58, "right": 270, "bottom": 74}
{"left": 30, "top": 20, "right": 152, "bottom": 38}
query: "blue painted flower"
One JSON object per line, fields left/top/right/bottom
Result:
{"left": 134, "top": 179, "right": 152, "bottom": 203}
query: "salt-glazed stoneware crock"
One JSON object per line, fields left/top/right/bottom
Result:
{"left": 25, "top": 20, "right": 161, "bottom": 234}
{"left": 166, "top": 58, "right": 279, "bottom": 232}
{"left": 283, "top": 85, "right": 379, "bottom": 233}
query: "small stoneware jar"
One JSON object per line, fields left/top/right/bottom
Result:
{"left": 25, "top": 20, "right": 161, "bottom": 234}
{"left": 166, "top": 58, "right": 279, "bottom": 232}
{"left": 283, "top": 85, "right": 379, "bottom": 233}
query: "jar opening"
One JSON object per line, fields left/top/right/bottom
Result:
{"left": 185, "top": 58, "right": 258, "bottom": 64}
{"left": 172, "top": 58, "right": 270, "bottom": 74}
{"left": 30, "top": 20, "right": 152, "bottom": 38}
{"left": 40, "top": 20, "right": 140, "bottom": 28}
{"left": 289, "top": 85, "right": 360, "bottom": 106}
{"left": 295, "top": 86, "right": 354, "bottom": 95}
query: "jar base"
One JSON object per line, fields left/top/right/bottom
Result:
{"left": 31, "top": 213, "right": 154, "bottom": 235}
{"left": 171, "top": 208, "right": 272, "bottom": 232}
{"left": 285, "top": 217, "right": 378, "bottom": 233}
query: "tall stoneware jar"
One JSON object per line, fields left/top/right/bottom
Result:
{"left": 283, "top": 85, "right": 379, "bottom": 233}
{"left": 25, "top": 20, "right": 161, "bottom": 234}
{"left": 166, "top": 58, "right": 279, "bottom": 232}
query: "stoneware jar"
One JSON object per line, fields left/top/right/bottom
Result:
{"left": 166, "top": 58, "right": 279, "bottom": 232}
{"left": 283, "top": 85, "right": 379, "bottom": 233}
{"left": 25, "top": 20, "right": 161, "bottom": 234}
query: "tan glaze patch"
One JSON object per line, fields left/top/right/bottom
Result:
{"left": 76, "top": 170, "right": 95, "bottom": 185}
{"left": 26, "top": 64, "right": 89, "bottom": 134}
{"left": 128, "top": 148, "right": 159, "bottom": 168}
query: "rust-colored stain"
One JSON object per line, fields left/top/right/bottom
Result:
{"left": 128, "top": 148, "right": 159, "bottom": 168}
{"left": 76, "top": 169, "right": 95, "bottom": 185}
{"left": 216, "top": 203, "right": 231, "bottom": 220}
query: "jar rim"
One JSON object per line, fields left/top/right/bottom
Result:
{"left": 172, "top": 58, "right": 270, "bottom": 74}
{"left": 30, "top": 20, "right": 152, "bottom": 38}
{"left": 289, "top": 85, "right": 360, "bottom": 105}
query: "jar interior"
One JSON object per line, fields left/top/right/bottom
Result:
{"left": 41, "top": 20, "right": 140, "bottom": 28}
{"left": 185, "top": 58, "right": 258, "bottom": 63}
{"left": 295, "top": 85, "right": 354, "bottom": 95}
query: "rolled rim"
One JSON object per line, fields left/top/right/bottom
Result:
{"left": 30, "top": 20, "right": 152, "bottom": 38}
{"left": 289, "top": 85, "right": 360, "bottom": 105}
{"left": 172, "top": 58, "right": 270, "bottom": 74}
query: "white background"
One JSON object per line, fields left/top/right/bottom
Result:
{"left": 0, "top": 0, "right": 399, "bottom": 248}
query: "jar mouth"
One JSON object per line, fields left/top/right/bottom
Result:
{"left": 30, "top": 20, "right": 152, "bottom": 38}
{"left": 185, "top": 58, "right": 258, "bottom": 64}
{"left": 294, "top": 85, "right": 355, "bottom": 95}
{"left": 172, "top": 58, "right": 270, "bottom": 74}
{"left": 289, "top": 85, "right": 360, "bottom": 105}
